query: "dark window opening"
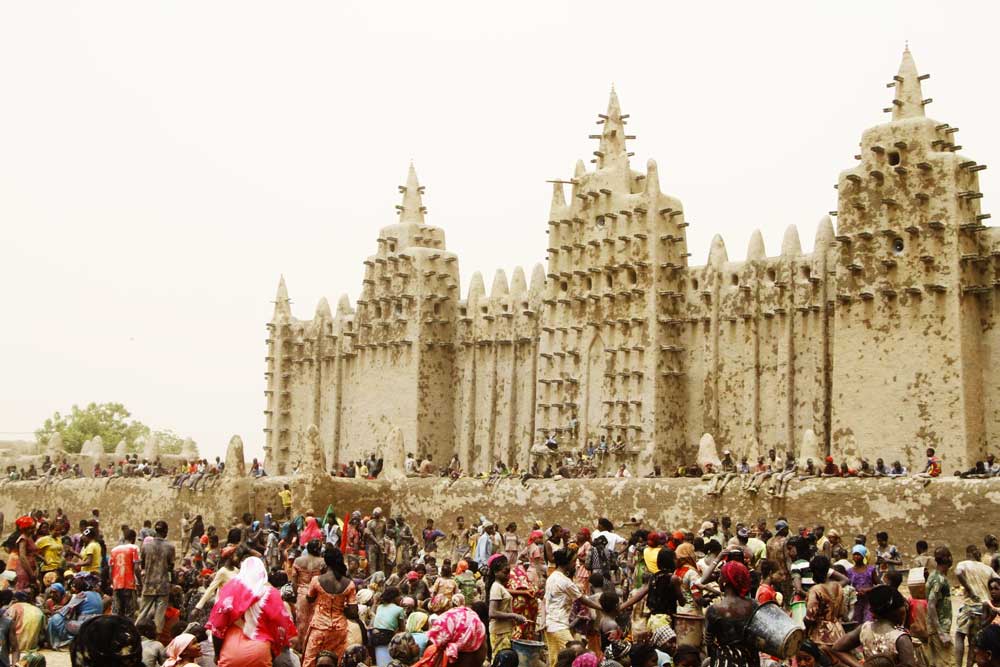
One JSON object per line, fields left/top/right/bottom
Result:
{"left": 893, "top": 238, "right": 905, "bottom": 255}
{"left": 888, "top": 151, "right": 901, "bottom": 166}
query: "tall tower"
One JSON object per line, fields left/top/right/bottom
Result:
{"left": 264, "top": 275, "right": 293, "bottom": 474}
{"left": 537, "top": 89, "right": 690, "bottom": 473}
{"left": 338, "top": 164, "right": 459, "bottom": 465}
{"left": 830, "top": 48, "right": 990, "bottom": 469}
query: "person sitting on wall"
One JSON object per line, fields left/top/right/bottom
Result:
{"left": 856, "top": 458, "right": 875, "bottom": 478}
{"left": 797, "top": 458, "right": 818, "bottom": 482}
{"left": 959, "top": 461, "right": 991, "bottom": 479}
{"left": 742, "top": 455, "right": 769, "bottom": 493}
{"left": 887, "top": 460, "right": 907, "bottom": 477}
{"left": 706, "top": 451, "right": 737, "bottom": 497}
{"left": 418, "top": 455, "right": 436, "bottom": 477}
{"left": 987, "top": 453, "right": 1000, "bottom": 477}
{"left": 914, "top": 447, "right": 942, "bottom": 484}
{"left": 820, "top": 456, "right": 840, "bottom": 477}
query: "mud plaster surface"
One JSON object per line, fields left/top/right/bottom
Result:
{"left": 1, "top": 476, "right": 997, "bottom": 563}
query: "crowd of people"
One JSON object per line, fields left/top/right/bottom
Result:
{"left": 0, "top": 499, "right": 999, "bottom": 667}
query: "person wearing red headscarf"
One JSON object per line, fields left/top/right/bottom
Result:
{"left": 526, "top": 531, "right": 545, "bottom": 583}
{"left": 705, "top": 560, "right": 757, "bottom": 666}
{"left": 14, "top": 516, "right": 37, "bottom": 593}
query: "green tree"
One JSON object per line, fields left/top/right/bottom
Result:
{"left": 149, "top": 428, "right": 186, "bottom": 456}
{"left": 34, "top": 402, "right": 192, "bottom": 455}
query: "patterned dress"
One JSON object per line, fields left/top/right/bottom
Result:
{"left": 806, "top": 582, "right": 845, "bottom": 646}
{"left": 302, "top": 578, "right": 357, "bottom": 667}
{"left": 859, "top": 620, "right": 909, "bottom": 665}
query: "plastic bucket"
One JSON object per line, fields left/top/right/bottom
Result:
{"left": 790, "top": 600, "right": 807, "bottom": 627}
{"left": 745, "top": 601, "right": 804, "bottom": 659}
{"left": 512, "top": 639, "right": 546, "bottom": 667}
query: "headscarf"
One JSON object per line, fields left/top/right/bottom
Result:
{"left": 451, "top": 593, "right": 466, "bottom": 608}
{"left": 389, "top": 631, "right": 421, "bottom": 664}
{"left": 605, "top": 641, "right": 632, "bottom": 662}
{"left": 720, "top": 561, "right": 751, "bottom": 597}
{"left": 529, "top": 530, "right": 544, "bottom": 543}
{"left": 486, "top": 554, "right": 506, "bottom": 569}
{"left": 651, "top": 624, "right": 676, "bottom": 649}
{"left": 675, "top": 542, "right": 697, "bottom": 570}
{"left": 300, "top": 517, "right": 323, "bottom": 546}
{"left": 507, "top": 564, "right": 534, "bottom": 593}
{"left": 852, "top": 544, "right": 868, "bottom": 558}
{"left": 15, "top": 516, "right": 34, "bottom": 530}
{"left": 163, "top": 633, "right": 197, "bottom": 667}
{"left": 572, "top": 654, "right": 599, "bottom": 667}
{"left": 577, "top": 528, "right": 591, "bottom": 542}
{"left": 426, "top": 606, "right": 486, "bottom": 660}
{"left": 406, "top": 611, "right": 430, "bottom": 633}
{"left": 207, "top": 556, "right": 296, "bottom": 647}
{"left": 455, "top": 560, "right": 469, "bottom": 575}
{"left": 356, "top": 588, "right": 375, "bottom": 605}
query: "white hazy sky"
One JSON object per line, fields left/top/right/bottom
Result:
{"left": 2, "top": 2, "right": 997, "bottom": 460}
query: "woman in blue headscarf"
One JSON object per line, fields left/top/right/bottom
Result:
{"left": 846, "top": 544, "right": 880, "bottom": 623}
{"left": 47, "top": 575, "right": 103, "bottom": 648}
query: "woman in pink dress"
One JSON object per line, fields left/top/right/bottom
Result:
{"left": 207, "top": 556, "right": 297, "bottom": 667}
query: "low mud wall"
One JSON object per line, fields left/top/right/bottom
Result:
{"left": 0, "top": 475, "right": 996, "bottom": 560}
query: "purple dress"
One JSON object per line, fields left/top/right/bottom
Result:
{"left": 848, "top": 566, "right": 878, "bottom": 623}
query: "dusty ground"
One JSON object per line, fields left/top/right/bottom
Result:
{"left": 32, "top": 650, "right": 69, "bottom": 667}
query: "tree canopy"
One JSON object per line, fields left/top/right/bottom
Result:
{"left": 34, "top": 402, "right": 190, "bottom": 455}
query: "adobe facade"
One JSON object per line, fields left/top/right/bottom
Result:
{"left": 263, "top": 49, "right": 999, "bottom": 476}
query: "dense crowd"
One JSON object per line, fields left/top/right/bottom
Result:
{"left": 1, "top": 495, "right": 999, "bottom": 667}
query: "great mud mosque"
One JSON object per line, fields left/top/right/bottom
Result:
{"left": 262, "top": 49, "right": 999, "bottom": 478}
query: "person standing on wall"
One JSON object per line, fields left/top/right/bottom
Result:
{"left": 279, "top": 484, "right": 293, "bottom": 520}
